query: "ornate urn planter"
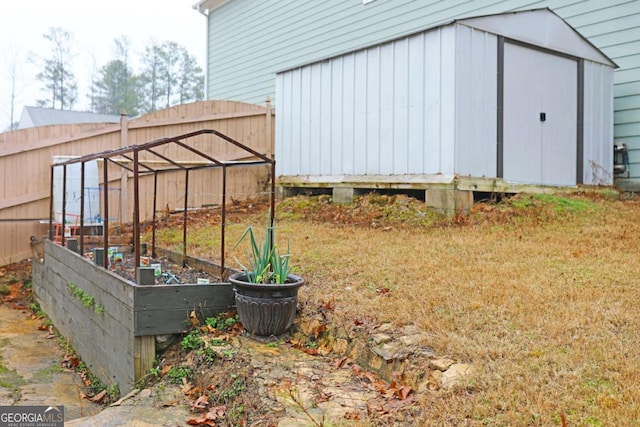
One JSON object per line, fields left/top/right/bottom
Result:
{"left": 229, "top": 273, "right": 304, "bottom": 336}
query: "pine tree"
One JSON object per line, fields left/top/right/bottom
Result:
{"left": 35, "top": 27, "right": 78, "bottom": 110}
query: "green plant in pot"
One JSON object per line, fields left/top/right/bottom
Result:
{"left": 229, "top": 221, "right": 304, "bottom": 336}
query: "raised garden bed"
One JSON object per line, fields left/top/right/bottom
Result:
{"left": 32, "top": 240, "right": 235, "bottom": 394}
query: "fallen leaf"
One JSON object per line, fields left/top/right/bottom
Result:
{"left": 188, "top": 310, "right": 200, "bottom": 328}
{"left": 384, "top": 387, "right": 396, "bottom": 399}
{"left": 206, "top": 405, "right": 226, "bottom": 419}
{"left": 187, "top": 419, "right": 215, "bottom": 426}
{"left": 362, "top": 371, "right": 378, "bottom": 384}
{"left": 351, "top": 364, "right": 363, "bottom": 376}
{"left": 367, "top": 400, "right": 389, "bottom": 416}
{"left": 302, "top": 347, "right": 319, "bottom": 356}
{"left": 316, "top": 391, "right": 332, "bottom": 403}
{"left": 332, "top": 356, "right": 349, "bottom": 369}
{"left": 230, "top": 323, "right": 244, "bottom": 335}
{"left": 290, "top": 337, "right": 303, "bottom": 349}
{"left": 36, "top": 324, "right": 48, "bottom": 331}
{"left": 397, "top": 385, "right": 412, "bottom": 400}
{"left": 344, "top": 411, "right": 361, "bottom": 420}
{"left": 181, "top": 378, "right": 195, "bottom": 395}
{"left": 190, "top": 394, "right": 209, "bottom": 411}
{"left": 90, "top": 390, "right": 107, "bottom": 403}
{"left": 162, "top": 399, "right": 180, "bottom": 407}
{"left": 159, "top": 365, "right": 172, "bottom": 377}
{"left": 312, "top": 323, "right": 327, "bottom": 339}
{"left": 61, "top": 355, "right": 80, "bottom": 370}
{"left": 376, "top": 287, "right": 390, "bottom": 296}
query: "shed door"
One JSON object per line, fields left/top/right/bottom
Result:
{"left": 503, "top": 42, "right": 577, "bottom": 186}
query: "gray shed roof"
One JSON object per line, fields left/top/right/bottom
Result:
{"left": 18, "top": 107, "right": 122, "bottom": 129}
{"left": 458, "top": 8, "right": 616, "bottom": 68}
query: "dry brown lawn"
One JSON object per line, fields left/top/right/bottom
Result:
{"left": 152, "top": 191, "right": 640, "bottom": 426}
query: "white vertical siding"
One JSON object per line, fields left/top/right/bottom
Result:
{"left": 439, "top": 27, "right": 457, "bottom": 175}
{"left": 353, "top": 50, "right": 367, "bottom": 175}
{"left": 309, "top": 64, "right": 322, "bottom": 176}
{"left": 424, "top": 30, "right": 444, "bottom": 173}
{"left": 407, "top": 34, "right": 425, "bottom": 174}
{"left": 453, "top": 25, "right": 497, "bottom": 177}
{"left": 276, "top": 26, "right": 457, "bottom": 177}
{"left": 583, "top": 61, "right": 614, "bottom": 185}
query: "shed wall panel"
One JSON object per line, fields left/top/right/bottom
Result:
{"left": 454, "top": 25, "right": 497, "bottom": 178}
{"left": 275, "top": 26, "right": 457, "bottom": 177}
{"left": 436, "top": 27, "right": 457, "bottom": 175}
{"left": 583, "top": 61, "right": 615, "bottom": 185}
{"left": 331, "top": 57, "right": 345, "bottom": 175}
{"left": 353, "top": 50, "right": 368, "bottom": 175}
{"left": 366, "top": 46, "right": 382, "bottom": 175}
{"left": 407, "top": 33, "right": 425, "bottom": 174}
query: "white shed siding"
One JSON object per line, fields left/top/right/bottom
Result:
{"left": 583, "top": 61, "right": 615, "bottom": 185}
{"left": 453, "top": 25, "right": 498, "bottom": 178}
{"left": 276, "top": 10, "right": 614, "bottom": 185}
{"left": 275, "top": 26, "right": 458, "bottom": 177}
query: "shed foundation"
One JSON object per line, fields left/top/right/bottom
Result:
{"left": 333, "top": 187, "right": 358, "bottom": 204}
{"left": 425, "top": 188, "right": 473, "bottom": 216}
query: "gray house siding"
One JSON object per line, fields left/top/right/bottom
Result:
{"left": 203, "top": 0, "right": 640, "bottom": 179}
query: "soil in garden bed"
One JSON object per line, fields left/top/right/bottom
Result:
{"left": 89, "top": 250, "right": 222, "bottom": 285}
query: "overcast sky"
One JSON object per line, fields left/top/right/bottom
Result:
{"left": 0, "top": 0, "right": 207, "bottom": 130}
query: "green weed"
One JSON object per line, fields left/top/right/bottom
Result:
{"left": 166, "top": 366, "right": 192, "bottom": 384}
{"left": 204, "top": 313, "right": 238, "bottom": 330}
{"left": 181, "top": 330, "right": 204, "bottom": 351}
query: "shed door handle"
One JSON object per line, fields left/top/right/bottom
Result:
{"left": 540, "top": 112, "right": 546, "bottom": 122}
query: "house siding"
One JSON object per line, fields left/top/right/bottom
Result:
{"left": 206, "top": 0, "right": 639, "bottom": 178}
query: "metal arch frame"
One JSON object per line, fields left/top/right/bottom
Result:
{"left": 49, "top": 129, "right": 276, "bottom": 279}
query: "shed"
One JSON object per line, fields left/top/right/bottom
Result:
{"left": 275, "top": 8, "right": 616, "bottom": 207}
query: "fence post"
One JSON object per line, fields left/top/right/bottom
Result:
{"left": 120, "top": 111, "right": 129, "bottom": 222}
{"left": 265, "top": 97, "right": 273, "bottom": 159}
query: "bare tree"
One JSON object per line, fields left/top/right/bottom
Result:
{"left": 140, "top": 40, "right": 164, "bottom": 113}
{"left": 139, "top": 40, "right": 204, "bottom": 113}
{"left": 4, "top": 46, "right": 25, "bottom": 130}
{"left": 176, "top": 48, "right": 204, "bottom": 105}
{"left": 36, "top": 27, "right": 78, "bottom": 110}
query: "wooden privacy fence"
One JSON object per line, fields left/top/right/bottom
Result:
{"left": 0, "top": 100, "right": 274, "bottom": 266}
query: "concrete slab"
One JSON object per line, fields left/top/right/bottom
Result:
{"left": 0, "top": 305, "right": 102, "bottom": 422}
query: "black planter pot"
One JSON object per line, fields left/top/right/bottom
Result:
{"left": 229, "top": 272, "right": 304, "bottom": 336}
